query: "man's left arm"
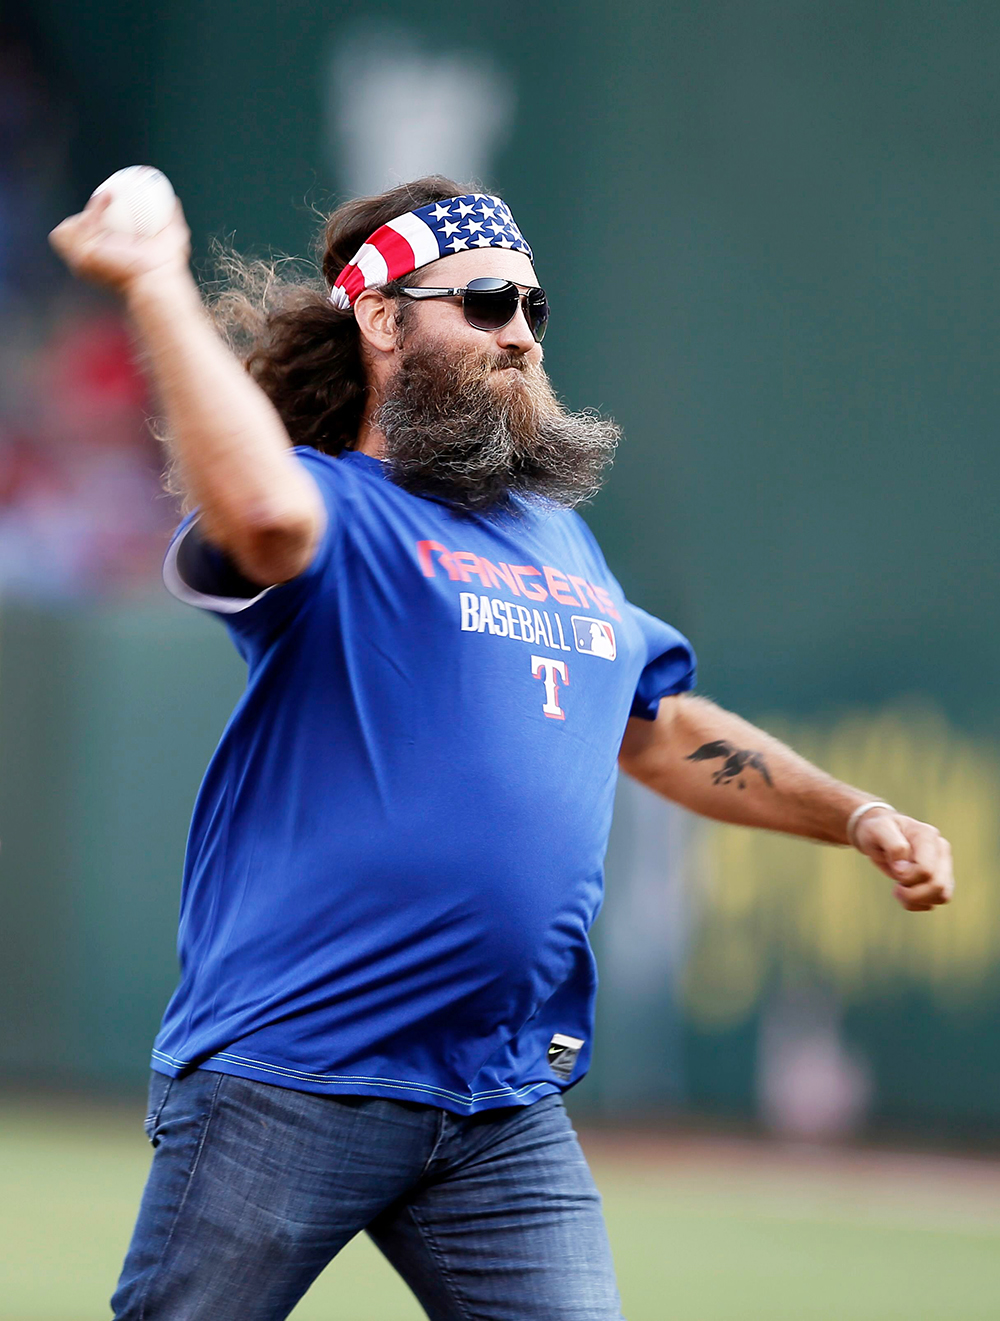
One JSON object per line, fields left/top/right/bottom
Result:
{"left": 618, "top": 694, "right": 954, "bottom": 912}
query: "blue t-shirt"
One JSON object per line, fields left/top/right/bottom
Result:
{"left": 153, "top": 449, "right": 695, "bottom": 1114}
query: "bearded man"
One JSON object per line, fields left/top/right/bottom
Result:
{"left": 51, "top": 176, "right": 953, "bottom": 1321}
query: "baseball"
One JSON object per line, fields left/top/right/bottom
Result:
{"left": 90, "top": 165, "right": 176, "bottom": 238}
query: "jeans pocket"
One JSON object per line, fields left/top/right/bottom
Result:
{"left": 143, "top": 1072, "right": 174, "bottom": 1145}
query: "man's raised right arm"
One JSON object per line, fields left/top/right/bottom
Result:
{"left": 49, "top": 191, "right": 325, "bottom": 587}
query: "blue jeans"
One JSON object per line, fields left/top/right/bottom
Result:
{"left": 112, "top": 1070, "right": 624, "bottom": 1320}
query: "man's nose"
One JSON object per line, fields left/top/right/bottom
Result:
{"left": 495, "top": 300, "right": 536, "bottom": 354}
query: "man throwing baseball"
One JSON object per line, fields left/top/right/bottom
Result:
{"left": 51, "top": 175, "right": 953, "bottom": 1321}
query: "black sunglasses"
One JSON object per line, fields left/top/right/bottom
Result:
{"left": 398, "top": 277, "right": 549, "bottom": 342}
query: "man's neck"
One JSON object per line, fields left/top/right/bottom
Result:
{"left": 354, "top": 405, "right": 386, "bottom": 459}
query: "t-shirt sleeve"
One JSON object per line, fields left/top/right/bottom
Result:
{"left": 162, "top": 448, "right": 339, "bottom": 642}
{"left": 627, "top": 603, "right": 697, "bottom": 720}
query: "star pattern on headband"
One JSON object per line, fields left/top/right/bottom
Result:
{"left": 413, "top": 194, "right": 531, "bottom": 261}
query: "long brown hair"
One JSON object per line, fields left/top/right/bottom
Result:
{"left": 205, "top": 175, "right": 470, "bottom": 455}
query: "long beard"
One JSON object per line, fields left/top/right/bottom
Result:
{"left": 372, "top": 344, "right": 620, "bottom": 514}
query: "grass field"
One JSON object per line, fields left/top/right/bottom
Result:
{"left": 3, "top": 1097, "right": 1000, "bottom": 1320}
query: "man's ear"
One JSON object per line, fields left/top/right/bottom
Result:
{"left": 353, "top": 289, "right": 400, "bottom": 354}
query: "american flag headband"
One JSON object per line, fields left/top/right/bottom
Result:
{"left": 329, "top": 193, "right": 532, "bottom": 310}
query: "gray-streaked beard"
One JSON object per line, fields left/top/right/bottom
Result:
{"left": 372, "top": 344, "right": 620, "bottom": 514}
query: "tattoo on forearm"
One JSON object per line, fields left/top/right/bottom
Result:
{"left": 685, "top": 740, "right": 773, "bottom": 789}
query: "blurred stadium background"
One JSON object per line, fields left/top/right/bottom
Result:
{"left": 3, "top": 2, "right": 1000, "bottom": 1317}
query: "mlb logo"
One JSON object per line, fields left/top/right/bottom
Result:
{"left": 571, "top": 616, "right": 616, "bottom": 661}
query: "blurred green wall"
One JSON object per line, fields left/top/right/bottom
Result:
{"left": 0, "top": 602, "right": 244, "bottom": 1088}
{"left": 9, "top": 1, "right": 1000, "bottom": 1127}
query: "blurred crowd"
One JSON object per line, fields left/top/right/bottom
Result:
{"left": 0, "top": 20, "right": 173, "bottom": 602}
{"left": 0, "top": 309, "right": 173, "bottom": 599}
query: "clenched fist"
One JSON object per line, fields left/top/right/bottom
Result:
{"left": 853, "top": 810, "right": 954, "bottom": 911}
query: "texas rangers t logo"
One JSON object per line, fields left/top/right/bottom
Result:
{"left": 531, "top": 656, "right": 569, "bottom": 720}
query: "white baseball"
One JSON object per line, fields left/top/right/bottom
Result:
{"left": 90, "top": 166, "right": 176, "bottom": 238}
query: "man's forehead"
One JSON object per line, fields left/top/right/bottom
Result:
{"left": 409, "top": 248, "right": 540, "bottom": 288}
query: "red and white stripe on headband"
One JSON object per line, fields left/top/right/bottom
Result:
{"left": 330, "top": 213, "right": 440, "bottom": 309}
{"left": 329, "top": 193, "right": 532, "bottom": 309}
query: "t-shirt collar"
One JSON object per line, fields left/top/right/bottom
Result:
{"left": 339, "top": 449, "right": 387, "bottom": 477}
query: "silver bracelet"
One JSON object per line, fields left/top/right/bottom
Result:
{"left": 846, "top": 800, "right": 895, "bottom": 848}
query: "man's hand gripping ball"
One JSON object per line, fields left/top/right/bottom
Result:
{"left": 49, "top": 185, "right": 191, "bottom": 300}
